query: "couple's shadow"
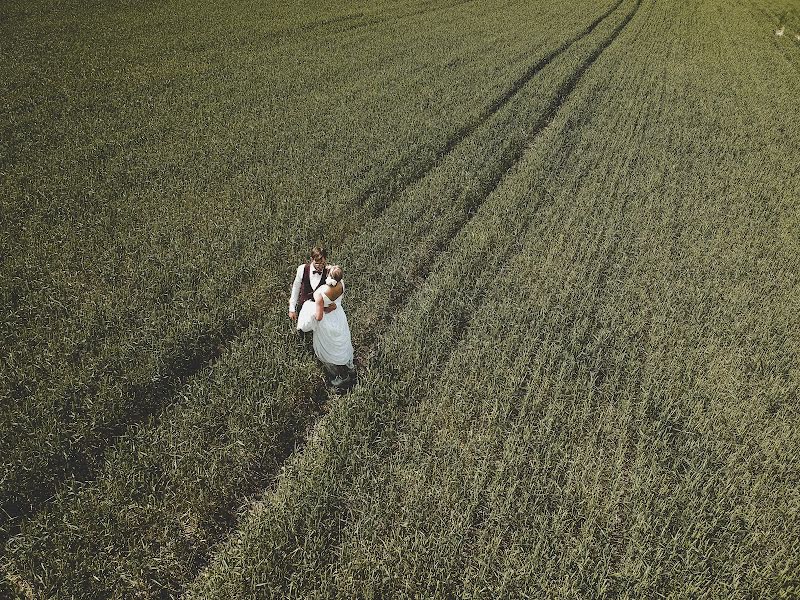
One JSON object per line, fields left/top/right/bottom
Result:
{"left": 328, "top": 371, "right": 358, "bottom": 393}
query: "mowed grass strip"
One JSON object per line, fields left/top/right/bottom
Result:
{"left": 1, "top": 0, "right": 613, "bottom": 541}
{"left": 1, "top": 0, "right": 629, "bottom": 595}
{"left": 187, "top": 0, "right": 799, "bottom": 596}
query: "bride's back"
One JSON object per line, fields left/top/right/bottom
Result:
{"left": 319, "top": 266, "right": 345, "bottom": 304}
{"left": 317, "top": 281, "right": 343, "bottom": 303}
{"left": 328, "top": 281, "right": 344, "bottom": 301}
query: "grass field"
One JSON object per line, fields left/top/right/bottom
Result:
{"left": 1, "top": 0, "right": 799, "bottom": 597}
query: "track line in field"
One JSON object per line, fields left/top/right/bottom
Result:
{"left": 353, "top": 0, "right": 628, "bottom": 217}
{"left": 267, "top": 0, "right": 646, "bottom": 506}
{"left": 413, "top": 0, "right": 644, "bottom": 286}
{"left": 187, "top": 0, "right": 648, "bottom": 585}
{"left": 2, "top": 0, "right": 643, "bottom": 570}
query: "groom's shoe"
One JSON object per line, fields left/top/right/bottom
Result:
{"left": 330, "top": 374, "right": 348, "bottom": 387}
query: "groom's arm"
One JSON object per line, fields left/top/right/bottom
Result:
{"left": 288, "top": 265, "right": 303, "bottom": 319}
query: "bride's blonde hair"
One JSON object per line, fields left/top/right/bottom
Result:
{"left": 328, "top": 265, "right": 343, "bottom": 282}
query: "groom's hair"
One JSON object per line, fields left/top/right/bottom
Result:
{"left": 311, "top": 246, "right": 327, "bottom": 261}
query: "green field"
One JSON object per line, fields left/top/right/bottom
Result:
{"left": 1, "top": 0, "right": 799, "bottom": 597}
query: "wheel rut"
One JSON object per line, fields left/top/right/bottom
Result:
{"left": 1, "top": 0, "right": 636, "bottom": 546}
{"left": 5, "top": 0, "right": 646, "bottom": 590}
{"left": 355, "top": 0, "right": 627, "bottom": 216}
{"left": 188, "top": 0, "right": 647, "bottom": 588}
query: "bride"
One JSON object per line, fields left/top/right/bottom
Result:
{"left": 296, "top": 265, "right": 355, "bottom": 387}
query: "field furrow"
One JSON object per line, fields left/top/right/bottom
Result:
{"left": 3, "top": 0, "right": 798, "bottom": 596}
{"left": 187, "top": 0, "right": 800, "bottom": 595}
{"left": 1, "top": 0, "right": 621, "bottom": 545}
{"left": 2, "top": 0, "right": 642, "bottom": 595}
{"left": 355, "top": 0, "right": 628, "bottom": 216}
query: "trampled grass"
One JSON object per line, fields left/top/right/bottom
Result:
{"left": 2, "top": 0, "right": 798, "bottom": 597}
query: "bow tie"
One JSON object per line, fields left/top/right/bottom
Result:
{"left": 313, "top": 269, "right": 324, "bottom": 275}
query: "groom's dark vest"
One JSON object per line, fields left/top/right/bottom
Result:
{"left": 299, "top": 263, "right": 326, "bottom": 305}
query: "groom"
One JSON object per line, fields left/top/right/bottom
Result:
{"left": 288, "top": 245, "right": 336, "bottom": 334}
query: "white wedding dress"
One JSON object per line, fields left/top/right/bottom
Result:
{"left": 297, "top": 284, "right": 354, "bottom": 368}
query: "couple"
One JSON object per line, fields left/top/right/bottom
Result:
{"left": 288, "top": 246, "right": 355, "bottom": 388}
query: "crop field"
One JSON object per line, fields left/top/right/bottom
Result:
{"left": 1, "top": 0, "right": 798, "bottom": 597}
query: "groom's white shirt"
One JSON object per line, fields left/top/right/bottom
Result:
{"left": 289, "top": 264, "right": 324, "bottom": 311}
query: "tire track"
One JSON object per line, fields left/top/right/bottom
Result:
{"left": 238, "top": 0, "right": 646, "bottom": 525}
{"left": 186, "top": 0, "right": 646, "bottom": 591}
{"left": 407, "top": 0, "right": 644, "bottom": 286}
{"left": 3, "top": 0, "right": 643, "bottom": 575}
{"left": 1, "top": 0, "right": 634, "bottom": 544}
{"left": 354, "top": 0, "right": 627, "bottom": 216}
